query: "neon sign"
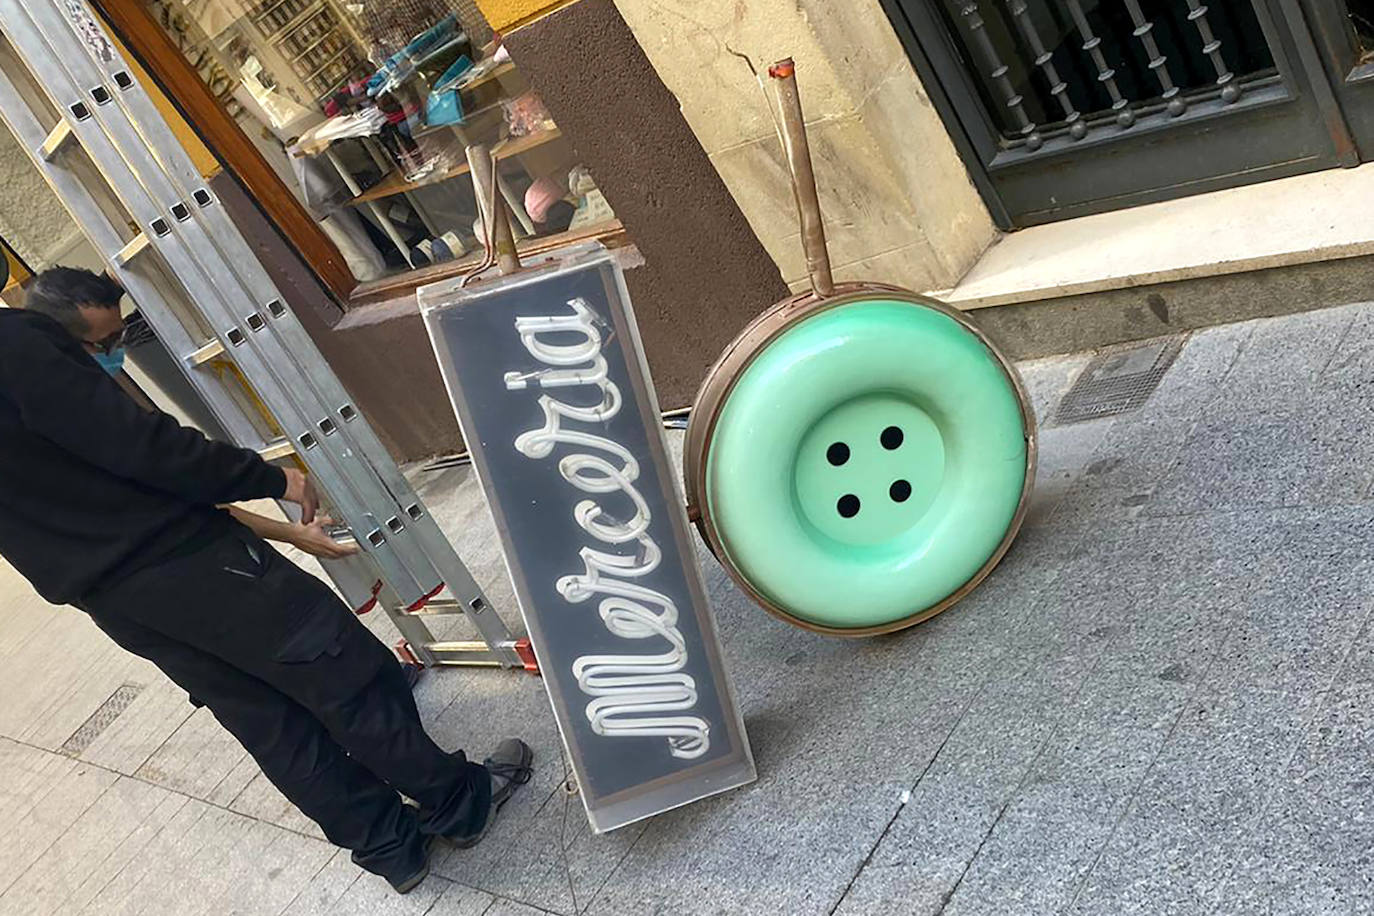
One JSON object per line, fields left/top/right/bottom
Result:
{"left": 421, "top": 245, "right": 754, "bottom": 832}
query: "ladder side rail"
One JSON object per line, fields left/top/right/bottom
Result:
{"left": 46, "top": 0, "right": 513, "bottom": 653}
{"left": 0, "top": 0, "right": 433, "bottom": 606}
{"left": 43, "top": 1, "right": 502, "bottom": 627}
{"left": 5, "top": 4, "right": 518, "bottom": 664}
{"left": 0, "top": 58, "right": 395, "bottom": 615}
{"left": 0, "top": 61, "right": 268, "bottom": 453}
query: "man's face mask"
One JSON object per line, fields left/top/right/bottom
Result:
{"left": 93, "top": 347, "right": 126, "bottom": 377}
{"left": 81, "top": 314, "right": 127, "bottom": 377}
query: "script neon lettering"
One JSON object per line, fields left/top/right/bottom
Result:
{"left": 506, "top": 298, "right": 709, "bottom": 759}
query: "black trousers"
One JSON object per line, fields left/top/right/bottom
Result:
{"left": 80, "top": 524, "right": 490, "bottom": 881}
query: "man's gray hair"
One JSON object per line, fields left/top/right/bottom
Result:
{"left": 23, "top": 266, "right": 124, "bottom": 336}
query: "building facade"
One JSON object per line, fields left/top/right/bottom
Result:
{"left": 2, "top": 0, "right": 1368, "bottom": 458}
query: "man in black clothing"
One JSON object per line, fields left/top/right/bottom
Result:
{"left": 0, "top": 267, "right": 531, "bottom": 893}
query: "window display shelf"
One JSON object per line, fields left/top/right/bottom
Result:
{"left": 258, "top": 2, "right": 325, "bottom": 41}
{"left": 349, "top": 127, "right": 563, "bottom": 204}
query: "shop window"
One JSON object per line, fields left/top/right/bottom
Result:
{"left": 138, "top": 0, "right": 618, "bottom": 290}
{"left": 1349, "top": 1, "right": 1374, "bottom": 64}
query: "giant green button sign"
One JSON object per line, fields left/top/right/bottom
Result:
{"left": 701, "top": 296, "right": 1033, "bottom": 633}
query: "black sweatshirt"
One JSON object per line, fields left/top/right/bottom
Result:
{"left": 0, "top": 308, "right": 286, "bottom": 605}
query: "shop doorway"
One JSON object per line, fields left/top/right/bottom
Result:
{"left": 882, "top": 0, "right": 1374, "bottom": 227}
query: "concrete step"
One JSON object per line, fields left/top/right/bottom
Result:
{"left": 934, "top": 161, "right": 1374, "bottom": 359}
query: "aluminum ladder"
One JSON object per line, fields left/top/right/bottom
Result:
{"left": 0, "top": 0, "right": 531, "bottom": 671}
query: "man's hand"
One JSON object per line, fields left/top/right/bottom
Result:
{"left": 281, "top": 468, "right": 319, "bottom": 524}
{"left": 289, "top": 515, "right": 358, "bottom": 559}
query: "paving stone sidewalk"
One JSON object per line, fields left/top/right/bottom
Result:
{"left": 4, "top": 303, "right": 1374, "bottom": 915}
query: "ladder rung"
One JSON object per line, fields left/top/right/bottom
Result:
{"left": 258, "top": 438, "right": 295, "bottom": 461}
{"left": 38, "top": 120, "right": 72, "bottom": 161}
{"left": 113, "top": 233, "right": 150, "bottom": 266}
{"left": 423, "top": 641, "right": 507, "bottom": 667}
{"left": 186, "top": 339, "right": 225, "bottom": 366}
{"left": 406, "top": 598, "right": 466, "bottom": 616}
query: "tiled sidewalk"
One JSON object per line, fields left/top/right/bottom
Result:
{"left": 4, "top": 304, "right": 1374, "bottom": 915}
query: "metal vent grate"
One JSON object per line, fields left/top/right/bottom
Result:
{"left": 60, "top": 683, "right": 143, "bottom": 756}
{"left": 1053, "top": 335, "right": 1187, "bottom": 426}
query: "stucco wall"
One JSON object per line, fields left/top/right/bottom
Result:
{"left": 0, "top": 127, "right": 82, "bottom": 268}
{"left": 610, "top": 0, "right": 996, "bottom": 293}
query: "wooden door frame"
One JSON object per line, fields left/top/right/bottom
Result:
{"left": 94, "top": 0, "right": 357, "bottom": 309}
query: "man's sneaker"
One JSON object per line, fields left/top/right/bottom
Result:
{"left": 450, "top": 738, "right": 533, "bottom": 849}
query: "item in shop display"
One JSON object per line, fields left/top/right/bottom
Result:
{"left": 410, "top": 242, "right": 433, "bottom": 267}
{"left": 413, "top": 37, "right": 471, "bottom": 87}
{"left": 415, "top": 131, "right": 467, "bottom": 179}
{"left": 365, "top": 61, "right": 403, "bottom": 98}
{"left": 428, "top": 237, "right": 452, "bottom": 262}
{"left": 289, "top": 152, "right": 353, "bottom": 219}
{"left": 540, "top": 201, "right": 576, "bottom": 234}
{"left": 446, "top": 230, "right": 470, "bottom": 256}
{"left": 240, "top": 68, "right": 314, "bottom": 132}
{"left": 403, "top": 101, "right": 427, "bottom": 136}
{"left": 402, "top": 157, "right": 438, "bottom": 183}
{"left": 433, "top": 54, "right": 475, "bottom": 93}
{"left": 301, "top": 109, "right": 387, "bottom": 151}
{"left": 426, "top": 86, "right": 465, "bottom": 127}
{"left": 365, "top": 16, "right": 464, "bottom": 98}
{"left": 318, "top": 209, "right": 386, "bottom": 282}
{"left": 365, "top": 48, "right": 412, "bottom": 97}
{"left": 322, "top": 78, "right": 369, "bottom": 118}
{"left": 502, "top": 91, "right": 554, "bottom": 138}
{"left": 567, "top": 164, "right": 596, "bottom": 198}
{"left": 429, "top": 231, "right": 467, "bottom": 262}
{"left": 373, "top": 105, "right": 429, "bottom": 179}
{"left": 568, "top": 189, "right": 613, "bottom": 231}
{"left": 451, "top": 56, "right": 495, "bottom": 90}
{"left": 373, "top": 91, "right": 399, "bottom": 121}
{"left": 386, "top": 201, "right": 430, "bottom": 233}
{"left": 565, "top": 165, "right": 612, "bottom": 230}
{"left": 403, "top": 14, "right": 460, "bottom": 61}
{"left": 523, "top": 176, "right": 567, "bottom": 224}
{"left": 684, "top": 58, "right": 1034, "bottom": 637}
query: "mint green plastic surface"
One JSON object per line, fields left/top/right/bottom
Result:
{"left": 705, "top": 299, "right": 1028, "bottom": 630}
